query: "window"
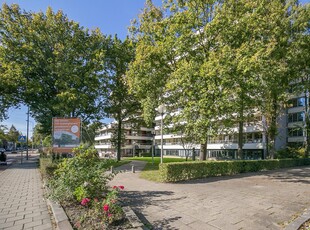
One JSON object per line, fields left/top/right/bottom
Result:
{"left": 288, "top": 98, "right": 306, "bottom": 108}
{"left": 288, "top": 128, "right": 303, "bottom": 137}
{"left": 288, "top": 112, "right": 304, "bottom": 123}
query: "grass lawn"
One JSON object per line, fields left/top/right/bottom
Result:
{"left": 127, "top": 157, "right": 191, "bottom": 182}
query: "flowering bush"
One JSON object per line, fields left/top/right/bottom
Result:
{"left": 48, "top": 146, "right": 114, "bottom": 202}
{"left": 75, "top": 185, "right": 125, "bottom": 227}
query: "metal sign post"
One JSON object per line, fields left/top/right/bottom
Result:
{"left": 18, "top": 136, "right": 26, "bottom": 164}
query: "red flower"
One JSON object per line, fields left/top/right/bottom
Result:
{"left": 113, "top": 186, "right": 117, "bottom": 189}
{"left": 81, "top": 198, "right": 90, "bottom": 206}
{"left": 119, "top": 185, "right": 124, "bottom": 190}
{"left": 103, "top": 204, "right": 109, "bottom": 212}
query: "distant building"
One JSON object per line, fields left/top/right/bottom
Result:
{"left": 94, "top": 123, "right": 153, "bottom": 158}
{"left": 95, "top": 91, "right": 309, "bottom": 159}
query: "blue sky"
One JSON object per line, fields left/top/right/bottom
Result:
{"left": 0, "top": 0, "right": 309, "bottom": 136}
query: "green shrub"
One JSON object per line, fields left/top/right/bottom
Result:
{"left": 159, "top": 158, "right": 310, "bottom": 182}
{"left": 275, "top": 147, "right": 306, "bottom": 159}
{"left": 140, "top": 152, "right": 152, "bottom": 157}
{"left": 48, "top": 146, "right": 114, "bottom": 203}
{"left": 39, "top": 157, "right": 58, "bottom": 180}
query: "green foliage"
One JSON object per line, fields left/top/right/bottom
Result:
{"left": 73, "top": 186, "right": 88, "bottom": 202}
{"left": 48, "top": 146, "right": 114, "bottom": 203}
{"left": 275, "top": 147, "right": 307, "bottom": 159}
{"left": 104, "top": 36, "right": 142, "bottom": 161}
{"left": 128, "top": 0, "right": 309, "bottom": 160}
{"left": 140, "top": 152, "right": 152, "bottom": 157}
{"left": 39, "top": 157, "right": 58, "bottom": 180}
{"left": 42, "top": 135, "right": 52, "bottom": 147}
{"left": 159, "top": 159, "right": 310, "bottom": 182}
{"left": 0, "top": 4, "right": 108, "bottom": 135}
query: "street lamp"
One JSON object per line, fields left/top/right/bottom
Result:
{"left": 157, "top": 104, "right": 166, "bottom": 164}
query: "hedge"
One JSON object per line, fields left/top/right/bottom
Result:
{"left": 159, "top": 158, "right": 310, "bottom": 182}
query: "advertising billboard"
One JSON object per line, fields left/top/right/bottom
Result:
{"left": 52, "top": 117, "right": 81, "bottom": 153}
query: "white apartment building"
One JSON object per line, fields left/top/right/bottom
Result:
{"left": 154, "top": 112, "right": 266, "bottom": 160}
{"left": 95, "top": 93, "right": 308, "bottom": 159}
{"left": 286, "top": 94, "right": 308, "bottom": 147}
{"left": 94, "top": 123, "right": 153, "bottom": 157}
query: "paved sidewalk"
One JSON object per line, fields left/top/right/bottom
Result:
{"left": 0, "top": 154, "right": 54, "bottom": 230}
{"left": 111, "top": 161, "right": 310, "bottom": 230}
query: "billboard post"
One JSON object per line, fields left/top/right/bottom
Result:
{"left": 52, "top": 118, "right": 81, "bottom": 154}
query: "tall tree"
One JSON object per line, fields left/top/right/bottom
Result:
{"left": 104, "top": 36, "right": 141, "bottom": 161}
{"left": 0, "top": 4, "right": 108, "bottom": 134}
{"left": 288, "top": 2, "right": 310, "bottom": 156}
{"left": 128, "top": 0, "right": 233, "bottom": 160}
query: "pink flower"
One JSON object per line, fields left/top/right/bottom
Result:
{"left": 119, "top": 185, "right": 124, "bottom": 190}
{"left": 113, "top": 186, "right": 117, "bottom": 189}
{"left": 81, "top": 198, "right": 90, "bottom": 206}
{"left": 108, "top": 213, "right": 112, "bottom": 217}
{"left": 103, "top": 204, "right": 109, "bottom": 212}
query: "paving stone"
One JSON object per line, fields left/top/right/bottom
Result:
{"left": 5, "top": 215, "right": 24, "bottom": 223}
{"left": 33, "top": 222, "right": 53, "bottom": 230}
{"left": 111, "top": 162, "right": 310, "bottom": 230}
{"left": 0, "top": 154, "right": 53, "bottom": 229}
{"left": 23, "top": 219, "right": 43, "bottom": 229}
{"left": 4, "top": 224, "right": 25, "bottom": 230}
{"left": 0, "top": 221, "right": 14, "bottom": 228}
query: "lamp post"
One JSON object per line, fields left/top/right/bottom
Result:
{"left": 157, "top": 104, "right": 166, "bottom": 164}
{"left": 151, "top": 130, "right": 155, "bottom": 165}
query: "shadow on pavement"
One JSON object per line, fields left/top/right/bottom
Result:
{"left": 265, "top": 167, "right": 310, "bottom": 185}
{"left": 120, "top": 190, "right": 185, "bottom": 230}
{"left": 151, "top": 216, "right": 182, "bottom": 230}
{"left": 121, "top": 190, "right": 175, "bottom": 209}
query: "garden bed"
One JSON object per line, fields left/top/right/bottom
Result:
{"left": 62, "top": 201, "right": 132, "bottom": 229}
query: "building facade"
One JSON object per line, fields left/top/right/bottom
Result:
{"left": 94, "top": 123, "right": 153, "bottom": 158}
{"left": 95, "top": 93, "right": 309, "bottom": 159}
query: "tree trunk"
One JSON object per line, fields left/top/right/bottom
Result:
{"left": 304, "top": 91, "right": 310, "bottom": 157}
{"left": 199, "top": 138, "right": 207, "bottom": 161}
{"left": 116, "top": 116, "right": 122, "bottom": 162}
{"left": 269, "top": 96, "right": 278, "bottom": 159}
{"left": 238, "top": 97, "right": 244, "bottom": 159}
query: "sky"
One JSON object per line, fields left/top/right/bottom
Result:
{"left": 0, "top": 0, "right": 309, "bottom": 137}
{"left": 0, "top": 0, "right": 162, "bottom": 137}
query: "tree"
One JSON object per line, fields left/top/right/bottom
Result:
{"left": 128, "top": 0, "right": 232, "bottom": 160}
{"left": 81, "top": 121, "right": 103, "bottom": 146}
{"left": 104, "top": 36, "right": 141, "bottom": 161}
{"left": 288, "top": 2, "right": 310, "bottom": 156}
{"left": 0, "top": 4, "right": 109, "bottom": 135}
{"left": 128, "top": 0, "right": 308, "bottom": 161}
{"left": 6, "top": 125, "right": 19, "bottom": 142}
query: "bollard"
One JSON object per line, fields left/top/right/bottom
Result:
{"left": 111, "top": 166, "right": 114, "bottom": 173}
{"left": 132, "top": 165, "right": 135, "bottom": 173}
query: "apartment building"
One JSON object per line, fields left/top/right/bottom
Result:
{"left": 94, "top": 123, "right": 153, "bottom": 157}
{"left": 287, "top": 94, "right": 308, "bottom": 147}
{"left": 95, "top": 93, "right": 308, "bottom": 159}
{"left": 153, "top": 112, "right": 266, "bottom": 160}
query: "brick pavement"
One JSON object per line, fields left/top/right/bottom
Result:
{"left": 0, "top": 154, "right": 54, "bottom": 230}
{"left": 112, "top": 161, "right": 310, "bottom": 230}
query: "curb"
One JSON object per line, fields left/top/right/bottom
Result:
{"left": 123, "top": 206, "right": 145, "bottom": 230}
{"left": 285, "top": 208, "right": 310, "bottom": 230}
{"left": 47, "top": 199, "right": 73, "bottom": 230}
